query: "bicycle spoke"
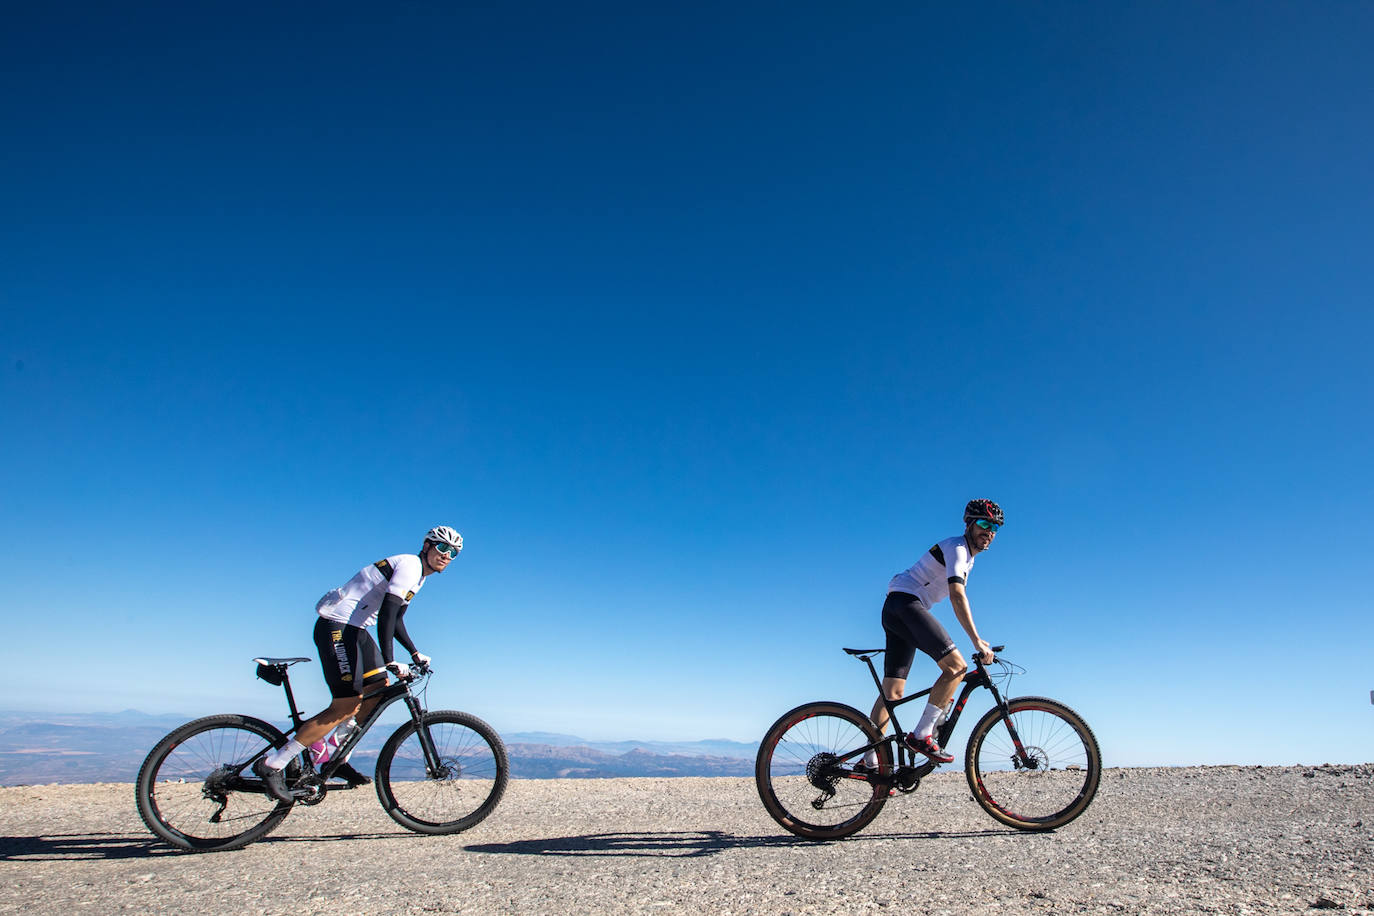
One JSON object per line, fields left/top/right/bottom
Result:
{"left": 756, "top": 703, "right": 890, "bottom": 839}
{"left": 136, "top": 715, "right": 291, "bottom": 852}
{"left": 966, "top": 697, "right": 1101, "bottom": 830}
{"left": 377, "top": 711, "right": 508, "bottom": 834}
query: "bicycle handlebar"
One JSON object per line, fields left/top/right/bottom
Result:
{"left": 381, "top": 660, "right": 432, "bottom": 686}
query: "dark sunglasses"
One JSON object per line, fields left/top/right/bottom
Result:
{"left": 431, "top": 543, "right": 460, "bottom": 558}
{"left": 973, "top": 519, "right": 1001, "bottom": 532}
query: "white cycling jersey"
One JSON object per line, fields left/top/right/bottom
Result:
{"left": 887, "top": 535, "right": 975, "bottom": 609}
{"left": 316, "top": 554, "right": 426, "bottom": 628}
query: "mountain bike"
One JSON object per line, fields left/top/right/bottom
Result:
{"left": 755, "top": 646, "right": 1100, "bottom": 839}
{"left": 135, "top": 656, "right": 508, "bottom": 852}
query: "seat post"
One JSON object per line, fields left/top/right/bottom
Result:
{"left": 861, "top": 654, "right": 884, "bottom": 691}
{"left": 280, "top": 670, "right": 306, "bottom": 731}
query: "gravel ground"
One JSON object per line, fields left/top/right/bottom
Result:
{"left": 1, "top": 765, "right": 1370, "bottom": 915}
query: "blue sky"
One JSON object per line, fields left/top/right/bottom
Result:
{"left": 3, "top": 1, "right": 1371, "bottom": 767}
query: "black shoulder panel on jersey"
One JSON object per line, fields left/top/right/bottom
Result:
{"left": 374, "top": 558, "right": 394, "bottom": 580}
{"left": 929, "top": 543, "right": 945, "bottom": 565}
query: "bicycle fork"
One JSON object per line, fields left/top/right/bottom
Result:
{"left": 404, "top": 695, "right": 448, "bottom": 778}
{"left": 983, "top": 687, "right": 1038, "bottom": 770}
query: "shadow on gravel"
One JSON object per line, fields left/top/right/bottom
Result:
{"left": 0, "top": 830, "right": 416, "bottom": 860}
{"left": 466, "top": 831, "right": 793, "bottom": 858}
{"left": 466, "top": 828, "right": 1022, "bottom": 859}
{"left": 257, "top": 831, "right": 411, "bottom": 845}
{"left": 0, "top": 833, "right": 174, "bottom": 861}
{"left": 863, "top": 828, "right": 1028, "bottom": 841}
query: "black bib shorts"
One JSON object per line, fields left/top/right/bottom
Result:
{"left": 313, "top": 617, "right": 387, "bottom": 698}
{"left": 880, "top": 591, "right": 957, "bottom": 680}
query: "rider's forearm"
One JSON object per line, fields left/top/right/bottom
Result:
{"left": 376, "top": 593, "right": 408, "bottom": 664}
{"left": 949, "top": 591, "right": 982, "bottom": 646}
{"left": 392, "top": 612, "right": 419, "bottom": 658}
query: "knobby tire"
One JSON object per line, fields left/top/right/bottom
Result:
{"left": 964, "top": 696, "right": 1101, "bottom": 831}
{"left": 375, "top": 710, "right": 509, "bottom": 834}
{"left": 755, "top": 701, "right": 892, "bottom": 840}
{"left": 135, "top": 714, "right": 293, "bottom": 852}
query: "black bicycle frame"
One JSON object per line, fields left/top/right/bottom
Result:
{"left": 263, "top": 669, "right": 445, "bottom": 780}
{"left": 849, "top": 649, "right": 1026, "bottom": 772}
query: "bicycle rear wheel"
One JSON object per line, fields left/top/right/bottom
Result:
{"left": 755, "top": 701, "right": 891, "bottom": 840}
{"left": 964, "top": 696, "right": 1101, "bottom": 831}
{"left": 375, "top": 710, "right": 509, "bottom": 834}
{"left": 135, "top": 714, "right": 293, "bottom": 852}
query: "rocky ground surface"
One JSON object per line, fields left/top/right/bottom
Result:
{"left": 1, "top": 765, "right": 1370, "bottom": 915}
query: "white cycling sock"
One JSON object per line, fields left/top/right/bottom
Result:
{"left": 914, "top": 702, "right": 943, "bottom": 739}
{"left": 862, "top": 749, "right": 879, "bottom": 768}
{"left": 265, "top": 739, "right": 305, "bottom": 770}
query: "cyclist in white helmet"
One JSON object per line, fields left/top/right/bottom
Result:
{"left": 255, "top": 526, "right": 463, "bottom": 801}
{"left": 859, "top": 500, "right": 1002, "bottom": 770}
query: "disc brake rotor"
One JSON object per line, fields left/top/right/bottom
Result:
{"left": 1015, "top": 745, "right": 1049, "bottom": 774}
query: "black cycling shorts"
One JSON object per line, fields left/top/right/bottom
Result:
{"left": 313, "top": 617, "right": 386, "bottom": 698}
{"left": 881, "top": 591, "right": 956, "bottom": 680}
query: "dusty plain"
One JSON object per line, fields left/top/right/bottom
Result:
{"left": 1, "top": 765, "right": 1370, "bottom": 915}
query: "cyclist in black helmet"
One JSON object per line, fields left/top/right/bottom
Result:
{"left": 859, "top": 499, "right": 1003, "bottom": 769}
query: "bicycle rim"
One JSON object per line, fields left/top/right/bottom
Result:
{"left": 376, "top": 711, "right": 508, "bottom": 834}
{"left": 135, "top": 714, "right": 291, "bottom": 852}
{"left": 965, "top": 696, "right": 1101, "bottom": 830}
{"left": 755, "top": 702, "right": 890, "bottom": 840}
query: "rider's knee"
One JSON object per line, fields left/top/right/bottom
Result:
{"left": 332, "top": 696, "right": 363, "bottom": 716}
{"left": 941, "top": 652, "right": 968, "bottom": 679}
{"left": 883, "top": 681, "right": 906, "bottom": 701}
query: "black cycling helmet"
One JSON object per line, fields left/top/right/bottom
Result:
{"left": 963, "top": 498, "right": 1004, "bottom": 526}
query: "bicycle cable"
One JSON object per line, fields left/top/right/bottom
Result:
{"left": 416, "top": 670, "right": 433, "bottom": 708}
{"left": 990, "top": 656, "right": 1024, "bottom": 695}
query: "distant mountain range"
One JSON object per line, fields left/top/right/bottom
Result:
{"left": 0, "top": 711, "right": 758, "bottom": 785}
{"left": 503, "top": 733, "right": 755, "bottom": 779}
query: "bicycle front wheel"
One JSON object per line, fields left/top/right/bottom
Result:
{"left": 755, "top": 701, "right": 891, "bottom": 840}
{"left": 135, "top": 714, "right": 293, "bottom": 852}
{"left": 964, "top": 696, "right": 1101, "bottom": 831}
{"left": 375, "top": 710, "right": 509, "bottom": 834}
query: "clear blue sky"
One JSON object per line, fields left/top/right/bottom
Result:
{"left": 3, "top": 1, "right": 1371, "bottom": 767}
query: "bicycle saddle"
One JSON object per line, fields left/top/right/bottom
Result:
{"left": 253, "top": 657, "right": 312, "bottom": 666}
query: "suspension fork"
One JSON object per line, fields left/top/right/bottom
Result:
{"left": 975, "top": 662, "right": 1035, "bottom": 767}
{"left": 403, "top": 694, "right": 445, "bottom": 776}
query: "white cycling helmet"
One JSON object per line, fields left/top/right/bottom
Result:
{"left": 424, "top": 525, "right": 463, "bottom": 552}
